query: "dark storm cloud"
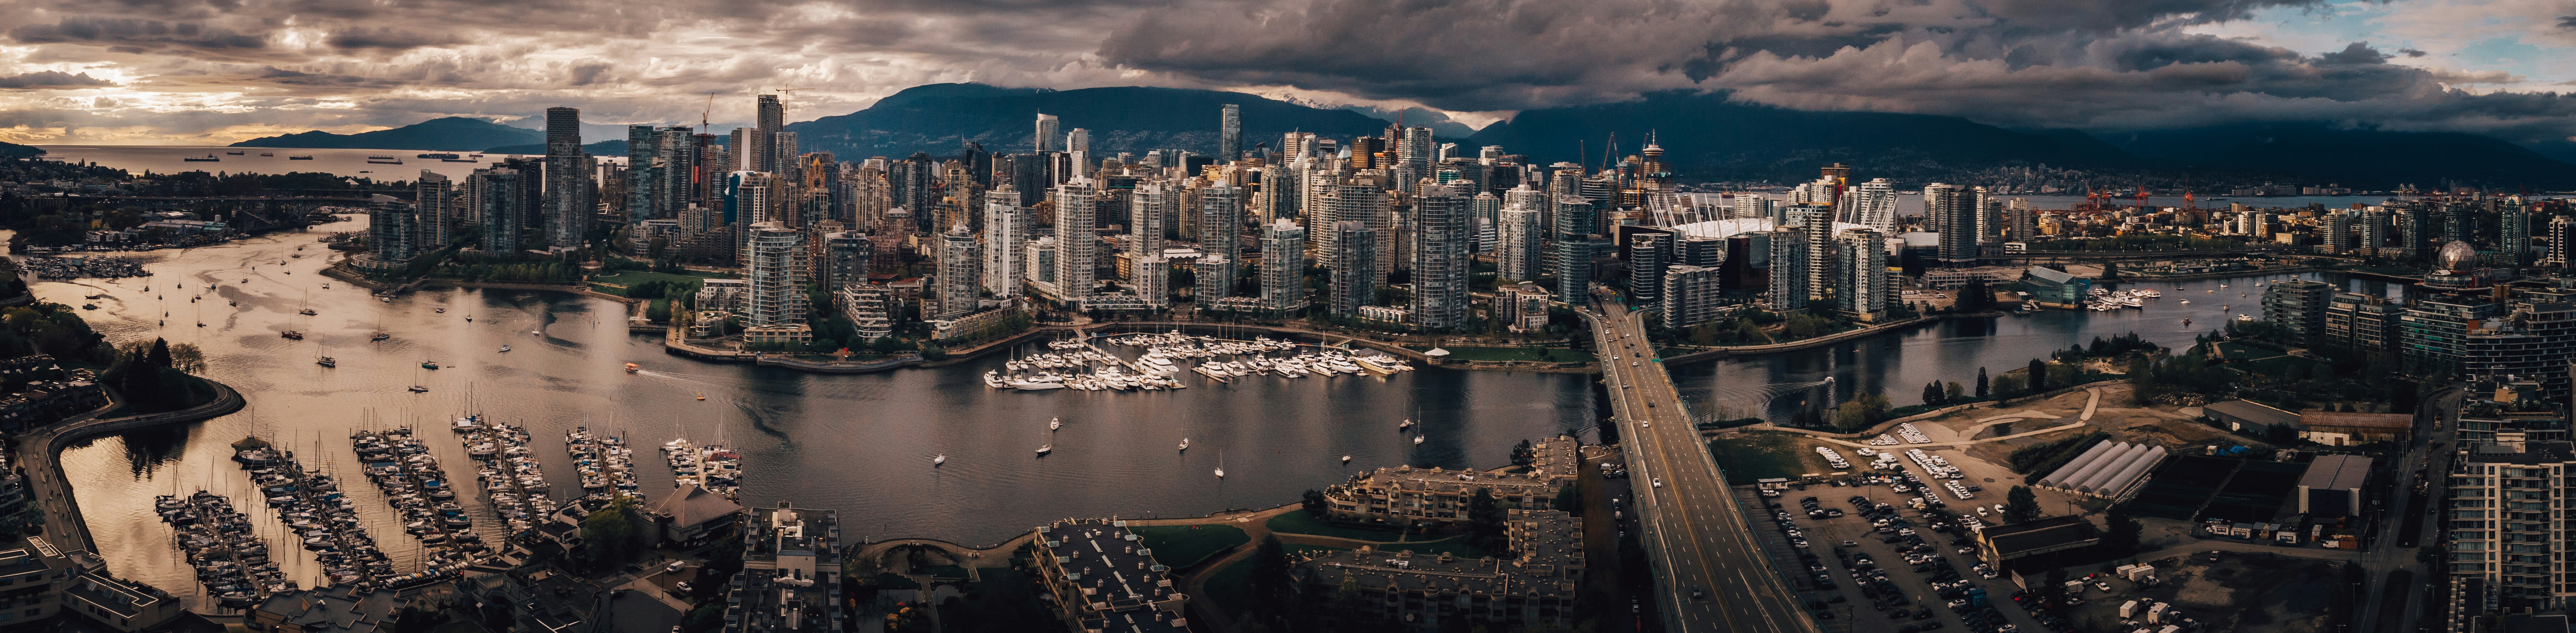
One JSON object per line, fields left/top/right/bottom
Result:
{"left": 8, "top": 0, "right": 2575, "bottom": 146}
{"left": 0, "top": 71, "right": 117, "bottom": 89}
{"left": 325, "top": 28, "right": 463, "bottom": 51}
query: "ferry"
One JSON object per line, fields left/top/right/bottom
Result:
{"left": 365, "top": 158, "right": 402, "bottom": 165}
{"left": 184, "top": 154, "right": 220, "bottom": 162}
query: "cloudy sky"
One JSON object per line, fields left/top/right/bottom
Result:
{"left": 4, "top": 0, "right": 2575, "bottom": 147}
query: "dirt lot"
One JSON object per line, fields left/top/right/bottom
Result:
{"left": 2058, "top": 552, "right": 2344, "bottom": 633}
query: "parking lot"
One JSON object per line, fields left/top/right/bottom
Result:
{"left": 1742, "top": 449, "right": 2088, "bottom": 633}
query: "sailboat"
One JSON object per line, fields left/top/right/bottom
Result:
{"left": 1178, "top": 437, "right": 1189, "bottom": 451}
{"left": 409, "top": 367, "right": 428, "bottom": 392}
{"left": 316, "top": 354, "right": 336, "bottom": 368}
{"left": 932, "top": 454, "right": 945, "bottom": 466}
{"left": 1398, "top": 418, "right": 1413, "bottom": 430}
{"left": 497, "top": 345, "right": 511, "bottom": 353}
{"left": 1215, "top": 451, "right": 1225, "bottom": 479}
{"left": 1048, "top": 417, "right": 1061, "bottom": 431}
{"left": 1412, "top": 435, "right": 1424, "bottom": 445}
{"left": 1035, "top": 444, "right": 1052, "bottom": 455}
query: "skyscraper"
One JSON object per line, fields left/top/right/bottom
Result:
{"left": 1066, "top": 128, "right": 1091, "bottom": 154}
{"left": 1836, "top": 228, "right": 1887, "bottom": 321}
{"left": 2550, "top": 216, "right": 2576, "bottom": 268}
{"left": 1131, "top": 183, "right": 1172, "bottom": 259}
{"left": 1925, "top": 183, "right": 1981, "bottom": 267}
{"left": 1766, "top": 226, "right": 1807, "bottom": 311}
{"left": 744, "top": 222, "right": 809, "bottom": 328}
{"left": 626, "top": 124, "right": 659, "bottom": 222}
{"left": 2500, "top": 198, "right": 2532, "bottom": 265}
{"left": 1323, "top": 177, "right": 1391, "bottom": 285}
{"left": 1034, "top": 113, "right": 1059, "bottom": 152}
{"left": 1628, "top": 232, "right": 1672, "bottom": 303}
{"left": 369, "top": 195, "right": 417, "bottom": 262}
{"left": 1196, "top": 183, "right": 1242, "bottom": 303}
{"left": 1261, "top": 219, "right": 1306, "bottom": 312}
{"left": 471, "top": 166, "right": 526, "bottom": 252}
{"left": 1553, "top": 198, "right": 1595, "bottom": 300}
{"left": 983, "top": 186, "right": 1025, "bottom": 296}
{"left": 414, "top": 170, "right": 454, "bottom": 248}
{"left": 1218, "top": 104, "right": 1241, "bottom": 162}
{"left": 1134, "top": 254, "right": 1170, "bottom": 308}
{"left": 2320, "top": 211, "right": 2355, "bottom": 253}
{"left": 541, "top": 107, "right": 589, "bottom": 251}
{"left": 1329, "top": 221, "right": 1378, "bottom": 317}
{"left": 1498, "top": 205, "right": 1542, "bottom": 281}
{"left": 1057, "top": 178, "right": 1098, "bottom": 306}
{"left": 1785, "top": 203, "right": 1834, "bottom": 303}
{"left": 1411, "top": 182, "right": 1471, "bottom": 329}
{"left": 1662, "top": 265, "right": 1724, "bottom": 329}
{"left": 937, "top": 224, "right": 981, "bottom": 318}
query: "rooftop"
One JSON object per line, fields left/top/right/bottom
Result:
{"left": 1980, "top": 515, "right": 2101, "bottom": 559}
{"left": 1032, "top": 518, "right": 1189, "bottom": 633}
{"left": 2298, "top": 455, "right": 2374, "bottom": 491}
{"left": 2298, "top": 410, "right": 2414, "bottom": 430}
{"left": 2205, "top": 400, "right": 2301, "bottom": 427}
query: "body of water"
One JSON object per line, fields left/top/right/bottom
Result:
{"left": 27, "top": 145, "right": 632, "bottom": 182}
{"left": 35, "top": 222, "right": 1594, "bottom": 604}
{"left": 1672, "top": 270, "right": 2421, "bottom": 419}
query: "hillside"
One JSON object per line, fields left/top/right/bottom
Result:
{"left": 2102, "top": 122, "right": 2576, "bottom": 189}
{"left": 1466, "top": 91, "right": 2138, "bottom": 183}
{"left": 781, "top": 83, "right": 1405, "bottom": 159}
{"left": 230, "top": 117, "right": 542, "bottom": 151}
{"left": 0, "top": 142, "right": 41, "bottom": 159}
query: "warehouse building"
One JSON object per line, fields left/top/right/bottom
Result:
{"left": 2296, "top": 455, "right": 2373, "bottom": 518}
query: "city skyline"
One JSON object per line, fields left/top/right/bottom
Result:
{"left": 2, "top": 0, "right": 2576, "bottom": 152}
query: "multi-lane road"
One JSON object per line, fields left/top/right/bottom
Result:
{"left": 1588, "top": 296, "right": 1820, "bottom": 633}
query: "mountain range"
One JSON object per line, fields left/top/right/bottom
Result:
{"left": 230, "top": 116, "right": 541, "bottom": 151}
{"left": 223, "top": 83, "right": 2576, "bottom": 188}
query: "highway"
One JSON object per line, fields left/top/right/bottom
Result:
{"left": 1587, "top": 295, "right": 1820, "bottom": 633}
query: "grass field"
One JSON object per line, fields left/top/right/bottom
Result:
{"left": 1419, "top": 346, "right": 1593, "bottom": 363}
{"left": 1132, "top": 524, "right": 1249, "bottom": 570}
{"left": 1707, "top": 431, "right": 1842, "bottom": 484}
{"left": 1200, "top": 557, "right": 1260, "bottom": 617}
{"left": 1264, "top": 510, "right": 1405, "bottom": 542}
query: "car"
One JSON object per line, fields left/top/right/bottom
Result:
{"left": 2095, "top": 581, "right": 2113, "bottom": 593}
{"left": 1652, "top": 478, "right": 1663, "bottom": 488}
{"left": 1841, "top": 540, "right": 1861, "bottom": 547}
{"left": 1690, "top": 586, "right": 1705, "bottom": 599}
{"left": 1889, "top": 609, "right": 1911, "bottom": 620}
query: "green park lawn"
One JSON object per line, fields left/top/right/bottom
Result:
{"left": 1707, "top": 431, "right": 1842, "bottom": 484}
{"left": 1131, "top": 524, "right": 1249, "bottom": 570}
{"left": 1263, "top": 509, "right": 1405, "bottom": 542}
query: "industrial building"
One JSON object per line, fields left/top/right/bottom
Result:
{"left": 2033, "top": 439, "right": 2167, "bottom": 500}
{"left": 2295, "top": 455, "right": 2373, "bottom": 518}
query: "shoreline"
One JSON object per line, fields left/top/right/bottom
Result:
{"left": 18, "top": 377, "right": 246, "bottom": 553}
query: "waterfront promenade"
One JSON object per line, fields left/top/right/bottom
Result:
{"left": 18, "top": 378, "right": 244, "bottom": 552}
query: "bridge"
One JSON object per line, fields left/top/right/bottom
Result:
{"left": 1586, "top": 293, "right": 1822, "bottom": 633}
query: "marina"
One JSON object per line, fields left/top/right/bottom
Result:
{"left": 985, "top": 332, "right": 1411, "bottom": 391}
{"left": 661, "top": 438, "right": 742, "bottom": 501}
{"left": 456, "top": 417, "right": 560, "bottom": 535}
{"left": 350, "top": 428, "right": 490, "bottom": 570}
{"left": 155, "top": 490, "right": 285, "bottom": 607}
{"left": 226, "top": 437, "right": 398, "bottom": 588}
{"left": 565, "top": 426, "right": 643, "bottom": 498}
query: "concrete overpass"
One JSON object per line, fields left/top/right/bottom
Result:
{"left": 1586, "top": 293, "right": 1822, "bottom": 633}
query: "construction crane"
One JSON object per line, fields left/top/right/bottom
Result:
{"left": 700, "top": 92, "right": 719, "bottom": 135}
{"left": 2135, "top": 185, "right": 2151, "bottom": 211}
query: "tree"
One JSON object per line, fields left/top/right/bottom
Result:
{"left": 1945, "top": 381, "right": 1965, "bottom": 402}
{"left": 146, "top": 337, "right": 171, "bottom": 369}
{"left": 1510, "top": 439, "right": 1535, "bottom": 468}
{"left": 1922, "top": 381, "right": 1945, "bottom": 406}
{"left": 2004, "top": 486, "right": 2042, "bottom": 524}
{"left": 2029, "top": 358, "right": 2049, "bottom": 392}
{"left": 1552, "top": 483, "right": 1583, "bottom": 515}
{"left": 1465, "top": 488, "right": 1510, "bottom": 555}
{"left": 578, "top": 494, "right": 642, "bottom": 570}
{"left": 1300, "top": 489, "right": 1328, "bottom": 516}
{"left": 167, "top": 343, "right": 205, "bottom": 374}
{"left": 1975, "top": 367, "right": 1990, "bottom": 398}
{"left": 2102, "top": 504, "right": 2143, "bottom": 554}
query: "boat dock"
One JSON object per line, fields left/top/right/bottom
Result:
{"left": 230, "top": 437, "right": 398, "bottom": 587}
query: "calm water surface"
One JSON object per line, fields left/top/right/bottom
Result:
{"left": 37, "top": 221, "right": 1594, "bottom": 604}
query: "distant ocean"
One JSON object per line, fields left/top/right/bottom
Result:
{"left": 31, "top": 145, "right": 627, "bottom": 181}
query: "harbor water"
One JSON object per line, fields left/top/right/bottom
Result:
{"left": 28, "top": 220, "right": 1596, "bottom": 604}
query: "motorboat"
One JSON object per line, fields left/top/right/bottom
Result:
{"left": 372, "top": 333, "right": 390, "bottom": 341}
{"left": 1412, "top": 435, "right": 1425, "bottom": 445}
{"left": 1035, "top": 444, "right": 1052, "bottom": 455}
{"left": 409, "top": 385, "right": 430, "bottom": 393}
{"left": 1341, "top": 455, "right": 1352, "bottom": 463}
{"left": 932, "top": 455, "right": 945, "bottom": 466}
{"left": 421, "top": 361, "right": 439, "bottom": 370}
{"left": 497, "top": 345, "right": 510, "bottom": 353}
{"left": 1049, "top": 417, "right": 1061, "bottom": 431}
{"left": 1178, "top": 438, "right": 1189, "bottom": 451}
{"left": 624, "top": 363, "right": 640, "bottom": 373}
{"left": 1398, "top": 418, "right": 1413, "bottom": 429}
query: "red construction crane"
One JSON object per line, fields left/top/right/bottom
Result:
{"left": 2135, "top": 185, "right": 2151, "bottom": 211}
